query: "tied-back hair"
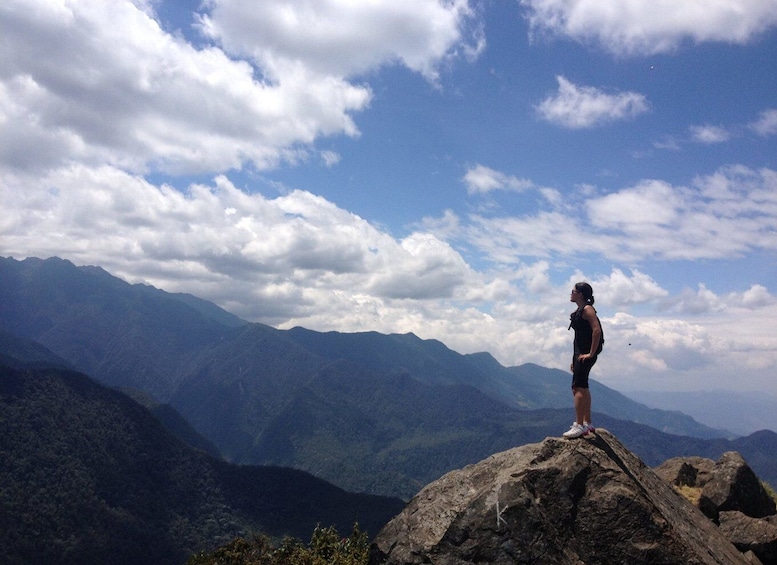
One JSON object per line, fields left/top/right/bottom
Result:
{"left": 575, "top": 282, "right": 595, "bottom": 305}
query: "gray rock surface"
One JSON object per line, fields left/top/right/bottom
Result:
{"left": 719, "top": 511, "right": 777, "bottom": 564}
{"left": 655, "top": 455, "right": 717, "bottom": 487}
{"left": 699, "top": 452, "right": 777, "bottom": 521}
{"left": 370, "top": 430, "right": 749, "bottom": 565}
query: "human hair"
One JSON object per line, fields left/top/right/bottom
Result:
{"left": 574, "top": 282, "right": 595, "bottom": 305}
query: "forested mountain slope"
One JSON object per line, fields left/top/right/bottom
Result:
{"left": 0, "top": 363, "right": 403, "bottom": 565}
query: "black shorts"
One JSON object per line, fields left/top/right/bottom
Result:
{"left": 571, "top": 355, "right": 597, "bottom": 389}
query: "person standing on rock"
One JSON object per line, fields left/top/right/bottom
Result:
{"left": 563, "top": 282, "right": 603, "bottom": 439}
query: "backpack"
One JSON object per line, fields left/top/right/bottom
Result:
{"left": 596, "top": 320, "right": 604, "bottom": 354}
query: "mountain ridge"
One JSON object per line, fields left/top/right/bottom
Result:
{"left": 3, "top": 256, "right": 775, "bottom": 502}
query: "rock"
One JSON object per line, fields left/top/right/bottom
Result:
{"left": 369, "top": 430, "right": 749, "bottom": 565}
{"left": 742, "top": 550, "right": 765, "bottom": 564}
{"left": 719, "top": 511, "right": 777, "bottom": 565}
{"left": 655, "top": 456, "right": 717, "bottom": 487}
{"left": 699, "top": 452, "right": 777, "bottom": 521}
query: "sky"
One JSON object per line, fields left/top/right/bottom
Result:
{"left": 2, "top": 0, "right": 777, "bottom": 396}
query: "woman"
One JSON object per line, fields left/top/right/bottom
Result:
{"left": 563, "top": 282, "right": 602, "bottom": 439}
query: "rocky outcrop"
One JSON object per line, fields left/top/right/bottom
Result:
{"left": 655, "top": 455, "right": 717, "bottom": 488}
{"left": 654, "top": 453, "right": 777, "bottom": 564}
{"left": 369, "top": 429, "right": 749, "bottom": 565}
{"left": 698, "top": 452, "right": 776, "bottom": 522}
{"left": 719, "top": 511, "right": 777, "bottom": 564}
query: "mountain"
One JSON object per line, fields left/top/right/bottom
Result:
{"left": 283, "top": 327, "right": 722, "bottom": 438}
{"left": 2, "top": 256, "right": 768, "bottom": 502}
{"left": 0, "top": 363, "right": 404, "bottom": 565}
{"left": 0, "top": 256, "right": 721, "bottom": 437}
{"left": 0, "top": 327, "right": 74, "bottom": 370}
{"left": 119, "top": 386, "right": 224, "bottom": 459}
{"left": 0, "top": 256, "right": 245, "bottom": 400}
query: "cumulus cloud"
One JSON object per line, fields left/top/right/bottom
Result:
{"left": 592, "top": 269, "right": 669, "bottom": 307}
{"left": 734, "top": 284, "right": 776, "bottom": 309}
{"left": 660, "top": 283, "right": 776, "bottom": 316}
{"left": 750, "top": 108, "right": 777, "bottom": 136}
{"left": 0, "top": 165, "right": 483, "bottom": 321}
{"left": 463, "top": 164, "right": 536, "bottom": 194}
{"left": 690, "top": 124, "right": 731, "bottom": 144}
{"left": 589, "top": 167, "right": 777, "bottom": 260}
{"left": 536, "top": 76, "right": 649, "bottom": 129}
{"left": 0, "top": 0, "right": 479, "bottom": 177}
{"left": 521, "top": 0, "right": 777, "bottom": 56}
{"left": 455, "top": 165, "right": 777, "bottom": 265}
{"left": 0, "top": 0, "right": 373, "bottom": 175}
{"left": 197, "top": 0, "right": 484, "bottom": 82}
{"left": 660, "top": 284, "right": 726, "bottom": 315}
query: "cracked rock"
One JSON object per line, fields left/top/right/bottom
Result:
{"left": 369, "top": 430, "right": 749, "bottom": 565}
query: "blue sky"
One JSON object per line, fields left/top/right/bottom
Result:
{"left": 2, "top": 0, "right": 777, "bottom": 395}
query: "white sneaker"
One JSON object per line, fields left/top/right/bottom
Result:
{"left": 562, "top": 422, "right": 586, "bottom": 438}
{"left": 583, "top": 422, "right": 595, "bottom": 434}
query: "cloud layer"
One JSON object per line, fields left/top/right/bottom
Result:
{"left": 4, "top": 159, "right": 777, "bottom": 390}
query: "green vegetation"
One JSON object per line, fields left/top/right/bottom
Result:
{"left": 187, "top": 524, "right": 369, "bottom": 565}
{"left": 0, "top": 364, "right": 402, "bottom": 564}
{"left": 763, "top": 480, "right": 777, "bottom": 504}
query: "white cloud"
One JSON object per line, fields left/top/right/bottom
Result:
{"left": 593, "top": 269, "right": 669, "bottom": 307}
{"left": 320, "top": 150, "right": 341, "bottom": 167}
{"left": 734, "top": 284, "right": 775, "bottom": 309}
{"left": 652, "top": 136, "right": 683, "bottom": 151}
{"left": 197, "top": 0, "right": 484, "bottom": 83}
{"left": 0, "top": 0, "right": 373, "bottom": 175}
{"left": 536, "top": 76, "right": 649, "bottom": 129}
{"left": 4, "top": 162, "right": 776, "bottom": 392}
{"left": 463, "top": 164, "right": 536, "bottom": 194}
{"left": 0, "top": 0, "right": 480, "bottom": 177}
{"left": 689, "top": 124, "right": 731, "bottom": 144}
{"left": 590, "top": 168, "right": 777, "bottom": 260}
{"left": 453, "top": 165, "right": 777, "bottom": 265}
{"left": 660, "top": 284, "right": 726, "bottom": 315}
{"left": 589, "top": 180, "right": 680, "bottom": 229}
{"left": 662, "top": 283, "right": 776, "bottom": 315}
{"left": 521, "top": 0, "right": 777, "bottom": 56}
{"left": 750, "top": 108, "right": 777, "bottom": 136}
{"left": 0, "top": 164, "right": 479, "bottom": 321}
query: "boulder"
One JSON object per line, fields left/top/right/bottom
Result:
{"left": 719, "top": 511, "right": 777, "bottom": 565}
{"left": 370, "top": 430, "right": 749, "bottom": 565}
{"left": 655, "top": 456, "right": 717, "bottom": 487}
{"left": 699, "top": 452, "right": 777, "bottom": 521}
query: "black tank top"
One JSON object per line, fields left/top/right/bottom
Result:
{"left": 569, "top": 306, "right": 595, "bottom": 356}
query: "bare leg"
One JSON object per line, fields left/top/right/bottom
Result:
{"left": 572, "top": 387, "right": 585, "bottom": 425}
{"left": 581, "top": 388, "right": 592, "bottom": 424}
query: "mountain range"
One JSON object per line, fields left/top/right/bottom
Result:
{"left": 2, "top": 256, "right": 776, "bottom": 503}
{"left": 0, "top": 360, "right": 403, "bottom": 564}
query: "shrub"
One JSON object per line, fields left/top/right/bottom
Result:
{"left": 187, "top": 523, "right": 369, "bottom": 565}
